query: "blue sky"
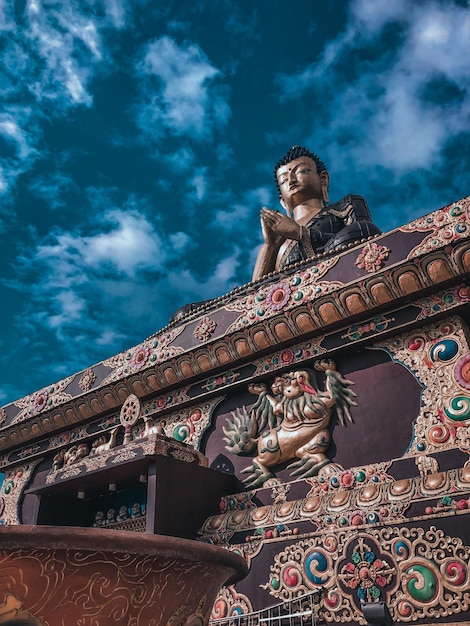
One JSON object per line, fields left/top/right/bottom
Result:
{"left": 1, "top": 0, "right": 470, "bottom": 405}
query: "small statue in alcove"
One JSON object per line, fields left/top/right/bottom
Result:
{"left": 131, "top": 502, "right": 142, "bottom": 518}
{"left": 106, "top": 508, "right": 116, "bottom": 525}
{"left": 93, "top": 510, "right": 105, "bottom": 527}
{"left": 63, "top": 442, "right": 89, "bottom": 465}
{"left": 51, "top": 449, "right": 65, "bottom": 472}
{"left": 116, "top": 505, "right": 129, "bottom": 522}
{"left": 224, "top": 360, "right": 357, "bottom": 488}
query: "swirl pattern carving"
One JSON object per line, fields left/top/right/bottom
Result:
{"left": 263, "top": 525, "right": 470, "bottom": 623}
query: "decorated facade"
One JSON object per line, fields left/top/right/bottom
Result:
{"left": 1, "top": 195, "right": 470, "bottom": 625}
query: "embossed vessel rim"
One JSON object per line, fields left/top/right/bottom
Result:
{"left": 0, "top": 525, "right": 248, "bottom": 583}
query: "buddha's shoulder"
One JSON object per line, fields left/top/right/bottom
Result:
{"left": 326, "top": 194, "right": 371, "bottom": 220}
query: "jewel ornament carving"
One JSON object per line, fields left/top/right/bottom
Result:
{"left": 415, "top": 286, "right": 470, "bottom": 321}
{"left": 373, "top": 317, "right": 470, "bottom": 456}
{"left": 12, "top": 376, "right": 74, "bottom": 423}
{"left": 201, "top": 464, "right": 470, "bottom": 546}
{"left": 161, "top": 398, "right": 224, "bottom": 449}
{"left": 101, "top": 326, "right": 185, "bottom": 385}
{"left": 211, "top": 586, "right": 253, "bottom": 620}
{"left": 401, "top": 197, "right": 470, "bottom": 258}
{"left": 225, "top": 258, "right": 342, "bottom": 332}
{"left": 0, "top": 462, "right": 40, "bottom": 525}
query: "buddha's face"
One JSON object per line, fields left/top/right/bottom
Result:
{"left": 276, "top": 156, "right": 329, "bottom": 211}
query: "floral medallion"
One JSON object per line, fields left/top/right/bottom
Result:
{"left": 33, "top": 391, "right": 49, "bottom": 413}
{"left": 131, "top": 344, "right": 150, "bottom": 370}
{"left": 194, "top": 316, "right": 217, "bottom": 342}
{"left": 78, "top": 368, "right": 96, "bottom": 392}
{"left": 355, "top": 242, "right": 390, "bottom": 272}
{"left": 454, "top": 353, "right": 470, "bottom": 390}
{"left": 266, "top": 283, "right": 292, "bottom": 311}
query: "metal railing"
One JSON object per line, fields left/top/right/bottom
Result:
{"left": 210, "top": 589, "right": 323, "bottom": 626}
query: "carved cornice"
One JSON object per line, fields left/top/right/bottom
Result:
{"left": 200, "top": 465, "right": 470, "bottom": 540}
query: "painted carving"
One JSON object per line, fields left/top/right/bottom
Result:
{"left": 160, "top": 399, "right": 224, "bottom": 449}
{"left": 93, "top": 510, "right": 105, "bottom": 527}
{"left": 373, "top": 317, "right": 470, "bottom": 457}
{"left": 101, "top": 325, "right": 185, "bottom": 385}
{"left": 415, "top": 454, "right": 439, "bottom": 478}
{"left": 263, "top": 525, "right": 470, "bottom": 623}
{"left": 11, "top": 375, "right": 73, "bottom": 423}
{"left": 120, "top": 393, "right": 141, "bottom": 427}
{"left": 116, "top": 505, "right": 129, "bottom": 522}
{"left": 401, "top": 196, "right": 470, "bottom": 258}
{"left": 141, "top": 414, "right": 164, "bottom": 437}
{"left": 355, "top": 242, "right": 390, "bottom": 273}
{"left": 415, "top": 285, "right": 470, "bottom": 321}
{"left": 224, "top": 361, "right": 356, "bottom": 488}
{"left": 341, "top": 314, "right": 394, "bottom": 341}
{"left": 63, "top": 442, "right": 89, "bottom": 465}
{"left": 90, "top": 425, "right": 120, "bottom": 455}
{"left": 211, "top": 586, "right": 253, "bottom": 620}
{"left": 120, "top": 393, "right": 141, "bottom": 444}
{"left": 78, "top": 367, "right": 96, "bottom": 392}
{"left": 52, "top": 449, "right": 65, "bottom": 472}
{"left": 194, "top": 316, "right": 217, "bottom": 342}
{"left": 0, "top": 462, "right": 40, "bottom": 524}
{"left": 225, "top": 261, "right": 342, "bottom": 334}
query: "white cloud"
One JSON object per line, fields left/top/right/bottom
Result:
{"left": 29, "top": 171, "right": 78, "bottom": 208}
{"left": 82, "top": 210, "right": 166, "bottom": 275}
{"left": 215, "top": 203, "right": 250, "bottom": 229}
{"left": 11, "top": 206, "right": 166, "bottom": 343}
{"left": 104, "top": 0, "right": 129, "bottom": 29}
{"left": 167, "top": 248, "right": 241, "bottom": 301}
{"left": 350, "top": 0, "right": 409, "bottom": 32}
{"left": 191, "top": 170, "right": 207, "bottom": 201}
{"left": 277, "top": 0, "right": 470, "bottom": 174}
{"left": 135, "top": 35, "right": 231, "bottom": 141}
{"left": 0, "top": 115, "right": 33, "bottom": 158}
{"left": 0, "top": 0, "right": 129, "bottom": 199}
{"left": 214, "top": 185, "right": 273, "bottom": 230}
{"left": 34, "top": 209, "right": 166, "bottom": 281}
{"left": 0, "top": 0, "right": 15, "bottom": 32}
{"left": 169, "top": 231, "right": 190, "bottom": 251}
{"left": 0, "top": 168, "right": 7, "bottom": 193}
{"left": 7, "top": 193, "right": 244, "bottom": 382}
{"left": 48, "top": 291, "right": 86, "bottom": 329}
{"left": 25, "top": 0, "right": 101, "bottom": 106}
